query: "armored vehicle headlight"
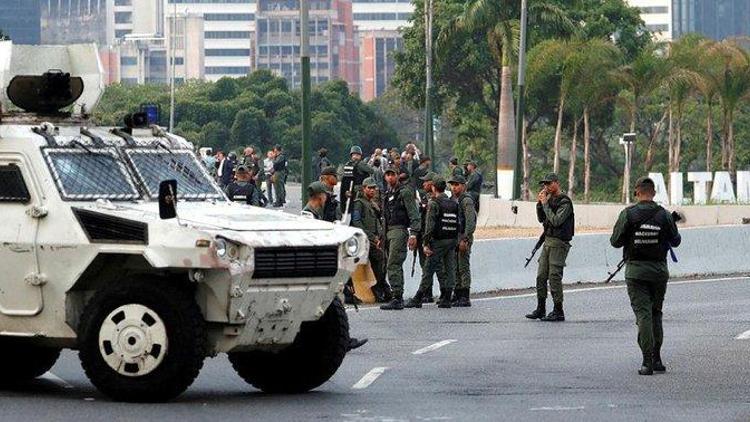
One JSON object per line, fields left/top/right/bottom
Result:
{"left": 215, "top": 239, "right": 228, "bottom": 258}
{"left": 345, "top": 236, "right": 361, "bottom": 257}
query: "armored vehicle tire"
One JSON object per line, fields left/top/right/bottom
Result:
{"left": 228, "top": 298, "right": 349, "bottom": 393}
{"left": 0, "top": 338, "right": 60, "bottom": 384}
{"left": 78, "top": 279, "right": 207, "bottom": 402}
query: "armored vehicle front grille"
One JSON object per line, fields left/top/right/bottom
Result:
{"left": 73, "top": 209, "right": 148, "bottom": 244}
{"left": 253, "top": 246, "right": 338, "bottom": 279}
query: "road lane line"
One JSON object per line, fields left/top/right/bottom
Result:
{"left": 352, "top": 367, "right": 388, "bottom": 389}
{"left": 41, "top": 372, "right": 74, "bottom": 389}
{"left": 412, "top": 339, "right": 457, "bottom": 355}
{"left": 735, "top": 330, "right": 750, "bottom": 340}
{"left": 530, "top": 406, "right": 585, "bottom": 411}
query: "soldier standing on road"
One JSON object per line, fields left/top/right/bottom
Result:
{"left": 449, "top": 175, "right": 477, "bottom": 307}
{"left": 314, "top": 148, "right": 331, "bottom": 180}
{"left": 449, "top": 157, "right": 464, "bottom": 178}
{"left": 340, "top": 146, "right": 373, "bottom": 214}
{"left": 465, "top": 160, "right": 482, "bottom": 213}
{"left": 271, "top": 145, "right": 288, "bottom": 207}
{"left": 525, "top": 173, "right": 575, "bottom": 322}
{"left": 224, "top": 165, "right": 262, "bottom": 206}
{"left": 263, "top": 150, "right": 275, "bottom": 205}
{"left": 404, "top": 175, "right": 458, "bottom": 308}
{"left": 380, "top": 166, "right": 421, "bottom": 310}
{"left": 410, "top": 171, "right": 437, "bottom": 304}
{"left": 351, "top": 177, "right": 392, "bottom": 303}
{"left": 301, "top": 182, "right": 368, "bottom": 351}
{"left": 610, "top": 177, "right": 681, "bottom": 376}
{"left": 319, "top": 166, "right": 342, "bottom": 223}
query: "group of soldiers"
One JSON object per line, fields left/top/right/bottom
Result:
{"left": 525, "top": 172, "right": 682, "bottom": 375}
{"left": 207, "top": 145, "right": 289, "bottom": 208}
{"left": 302, "top": 145, "right": 482, "bottom": 310}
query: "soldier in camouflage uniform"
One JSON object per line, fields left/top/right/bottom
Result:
{"left": 351, "top": 177, "right": 391, "bottom": 302}
{"left": 320, "top": 166, "right": 342, "bottom": 223}
{"left": 380, "top": 166, "right": 421, "bottom": 310}
{"left": 404, "top": 175, "right": 458, "bottom": 309}
{"left": 449, "top": 175, "right": 477, "bottom": 307}
{"left": 525, "top": 173, "right": 575, "bottom": 322}
{"left": 610, "top": 177, "right": 681, "bottom": 375}
{"left": 414, "top": 171, "right": 437, "bottom": 303}
{"left": 449, "top": 157, "right": 464, "bottom": 178}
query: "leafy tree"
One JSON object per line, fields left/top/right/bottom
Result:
{"left": 230, "top": 108, "right": 267, "bottom": 148}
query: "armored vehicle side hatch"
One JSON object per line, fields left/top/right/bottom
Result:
{"left": 7, "top": 70, "right": 84, "bottom": 115}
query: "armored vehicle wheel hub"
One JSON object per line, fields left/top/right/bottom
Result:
{"left": 98, "top": 304, "right": 168, "bottom": 377}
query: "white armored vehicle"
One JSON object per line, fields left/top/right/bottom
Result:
{"left": 0, "top": 43, "right": 367, "bottom": 401}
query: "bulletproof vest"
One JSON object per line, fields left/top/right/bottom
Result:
{"left": 434, "top": 196, "right": 460, "bottom": 240}
{"left": 228, "top": 182, "right": 255, "bottom": 204}
{"left": 322, "top": 191, "right": 339, "bottom": 222}
{"left": 384, "top": 186, "right": 409, "bottom": 227}
{"left": 341, "top": 160, "right": 367, "bottom": 193}
{"left": 625, "top": 206, "right": 669, "bottom": 262}
{"left": 543, "top": 194, "right": 575, "bottom": 242}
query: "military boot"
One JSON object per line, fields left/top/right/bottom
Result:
{"left": 404, "top": 290, "right": 424, "bottom": 308}
{"left": 638, "top": 353, "right": 654, "bottom": 376}
{"left": 525, "top": 298, "right": 546, "bottom": 319}
{"left": 380, "top": 295, "right": 404, "bottom": 310}
{"left": 653, "top": 349, "right": 666, "bottom": 373}
{"left": 455, "top": 289, "right": 472, "bottom": 307}
{"left": 540, "top": 302, "right": 565, "bottom": 321}
{"left": 422, "top": 292, "right": 435, "bottom": 303}
{"left": 437, "top": 289, "right": 452, "bottom": 308}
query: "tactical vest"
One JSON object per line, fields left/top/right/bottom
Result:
{"left": 323, "top": 191, "right": 339, "bottom": 222}
{"left": 228, "top": 182, "right": 256, "bottom": 204}
{"left": 384, "top": 186, "right": 409, "bottom": 228}
{"left": 625, "top": 206, "right": 669, "bottom": 262}
{"left": 341, "top": 160, "right": 367, "bottom": 193}
{"left": 543, "top": 194, "right": 575, "bottom": 242}
{"left": 434, "top": 196, "right": 460, "bottom": 240}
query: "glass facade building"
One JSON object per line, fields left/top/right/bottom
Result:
{"left": 672, "top": 0, "right": 750, "bottom": 40}
{"left": 0, "top": 0, "right": 42, "bottom": 44}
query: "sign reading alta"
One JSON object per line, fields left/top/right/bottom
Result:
{"left": 648, "top": 171, "right": 750, "bottom": 205}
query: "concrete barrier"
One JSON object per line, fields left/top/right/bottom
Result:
{"left": 477, "top": 196, "right": 750, "bottom": 229}
{"left": 402, "top": 224, "right": 750, "bottom": 296}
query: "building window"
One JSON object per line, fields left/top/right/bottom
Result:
{"left": 282, "top": 20, "right": 293, "bottom": 33}
{"left": 205, "top": 31, "right": 252, "bottom": 39}
{"left": 204, "top": 13, "right": 254, "bottom": 21}
{"left": 640, "top": 6, "right": 669, "bottom": 14}
{"left": 115, "top": 12, "right": 132, "bottom": 24}
{"left": 120, "top": 56, "right": 138, "bottom": 66}
{"left": 205, "top": 49, "right": 251, "bottom": 56}
{"left": 115, "top": 30, "right": 131, "bottom": 38}
{"left": 205, "top": 66, "right": 250, "bottom": 75}
{"left": 353, "top": 13, "right": 398, "bottom": 20}
{"left": 114, "top": 0, "right": 132, "bottom": 5}
{"left": 169, "top": 0, "right": 253, "bottom": 3}
{"left": 171, "top": 57, "right": 185, "bottom": 65}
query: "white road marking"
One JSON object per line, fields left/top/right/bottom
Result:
{"left": 735, "top": 330, "right": 750, "bottom": 340}
{"left": 40, "top": 372, "right": 74, "bottom": 389}
{"left": 352, "top": 367, "right": 388, "bottom": 389}
{"left": 412, "top": 339, "right": 457, "bottom": 355}
{"left": 530, "top": 406, "right": 585, "bottom": 411}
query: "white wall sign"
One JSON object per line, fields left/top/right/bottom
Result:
{"left": 648, "top": 171, "right": 750, "bottom": 205}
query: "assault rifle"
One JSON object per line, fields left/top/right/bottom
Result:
{"left": 524, "top": 233, "right": 546, "bottom": 268}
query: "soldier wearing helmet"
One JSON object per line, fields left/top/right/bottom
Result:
{"left": 340, "top": 145, "right": 374, "bottom": 214}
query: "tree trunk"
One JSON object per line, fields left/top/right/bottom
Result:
{"left": 672, "top": 105, "right": 682, "bottom": 173}
{"left": 622, "top": 108, "right": 637, "bottom": 203}
{"left": 553, "top": 95, "right": 565, "bottom": 174}
{"left": 495, "top": 47, "right": 516, "bottom": 199}
{"left": 645, "top": 109, "right": 668, "bottom": 172}
{"left": 667, "top": 105, "right": 674, "bottom": 173}
{"left": 705, "top": 102, "right": 713, "bottom": 172}
{"left": 721, "top": 110, "right": 730, "bottom": 170}
{"left": 567, "top": 117, "right": 579, "bottom": 199}
{"left": 728, "top": 109, "right": 735, "bottom": 172}
{"left": 583, "top": 107, "right": 591, "bottom": 203}
{"left": 522, "top": 117, "right": 531, "bottom": 201}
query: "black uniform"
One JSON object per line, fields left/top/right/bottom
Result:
{"left": 340, "top": 160, "right": 372, "bottom": 213}
{"left": 224, "top": 181, "right": 262, "bottom": 206}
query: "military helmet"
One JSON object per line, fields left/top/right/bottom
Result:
{"left": 307, "top": 181, "right": 328, "bottom": 197}
{"left": 350, "top": 145, "right": 363, "bottom": 155}
{"left": 362, "top": 177, "right": 378, "bottom": 188}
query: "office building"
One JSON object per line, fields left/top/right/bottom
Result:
{"left": 672, "top": 0, "right": 750, "bottom": 40}
{"left": 254, "top": 0, "right": 359, "bottom": 92}
{"left": 359, "top": 29, "right": 401, "bottom": 101}
{"left": 627, "top": 0, "right": 672, "bottom": 40}
{"left": 0, "top": 0, "right": 42, "bottom": 45}
{"left": 167, "top": 0, "right": 256, "bottom": 81}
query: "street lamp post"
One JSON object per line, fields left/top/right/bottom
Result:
{"left": 300, "top": 0, "right": 312, "bottom": 202}
{"left": 512, "top": 0, "right": 528, "bottom": 200}
{"left": 620, "top": 132, "right": 636, "bottom": 204}
{"left": 424, "top": 0, "right": 434, "bottom": 161}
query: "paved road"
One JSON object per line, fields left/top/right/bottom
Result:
{"left": 3, "top": 277, "right": 750, "bottom": 421}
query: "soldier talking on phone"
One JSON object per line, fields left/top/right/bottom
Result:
{"left": 525, "top": 173, "right": 575, "bottom": 322}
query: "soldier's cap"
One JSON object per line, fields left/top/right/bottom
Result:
{"left": 235, "top": 165, "right": 249, "bottom": 173}
{"left": 320, "top": 166, "right": 338, "bottom": 176}
{"left": 362, "top": 177, "right": 378, "bottom": 188}
{"left": 419, "top": 155, "right": 432, "bottom": 164}
{"left": 383, "top": 165, "right": 399, "bottom": 174}
{"left": 432, "top": 174, "right": 446, "bottom": 185}
{"left": 634, "top": 176, "right": 656, "bottom": 190}
{"left": 307, "top": 181, "right": 328, "bottom": 196}
{"left": 450, "top": 157, "right": 459, "bottom": 165}
{"left": 538, "top": 173, "right": 559, "bottom": 185}
{"left": 464, "top": 159, "right": 477, "bottom": 166}
{"left": 448, "top": 174, "right": 467, "bottom": 184}
{"left": 419, "top": 171, "right": 437, "bottom": 182}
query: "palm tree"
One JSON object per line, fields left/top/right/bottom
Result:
{"left": 457, "top": 0, "right": 572, "bottom": 197}
{"left": 705, "top": 40, "right": 750, "bottom": 171}
{"left": 690, "top": 38, "right": 721, "bottom": 171}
